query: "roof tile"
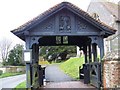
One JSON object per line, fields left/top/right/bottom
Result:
{"left": 11, "top": 2, "right": 116, "bottom": 34}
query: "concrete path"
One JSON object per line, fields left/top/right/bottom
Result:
{"left": 44, "top": 64, "right": 95, "bottom": 88}
{"left": 45, "top": 64, "right": 74, "bottom": 82}
{"left": 0, "top": 74, "right": 26, "bottom": 90}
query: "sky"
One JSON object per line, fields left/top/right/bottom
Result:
{"left": 0, "top": 0, "right": 91, "bottom": 47}
{"left": 0, "top": 0, "right": 119, "bottom": 48}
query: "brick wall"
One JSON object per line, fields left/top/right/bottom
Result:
{"left": 103, "top": 60, "right": 120, "bottom": 88}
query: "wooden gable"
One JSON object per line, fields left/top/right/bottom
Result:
{"left": 11, "top": 2, "right": 116, "bottom": 41}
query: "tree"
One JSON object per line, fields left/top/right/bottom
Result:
{"left": 7, "top": 44, "right": 24, "bottom": 66}
{"left": 0, "top": 38, "right": 12, "bottom": 65}
{"left": 40, "top": 46, "right": 77, "bottom": 62}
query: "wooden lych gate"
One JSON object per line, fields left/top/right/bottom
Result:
{"left": 11, "top": 2, "right": 116, "bottom": 88}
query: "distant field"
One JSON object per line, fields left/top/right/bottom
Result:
{"left": 60, "top": 57, "right": 85, "bottom": 79}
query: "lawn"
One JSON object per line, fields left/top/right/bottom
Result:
{"left": 15, "top": 81, "right": 26, "bottom": 89}
{"left": 0, "top": 72, "right": 25, "bottom": 78}
{"left": 60, "top": 57, "right": 85, "bottom": 79}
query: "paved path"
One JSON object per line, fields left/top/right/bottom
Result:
{"left": 45, "top": 81, "right": 94, "bottom": 88}
{"left": 45, "top": 64, "right": 74, "bottom": 82}
{"left": 0, "top": 74, "right": 26, "bottom": 90}
{"left": 45, "top": 64, "right": 94, "bottom": 88}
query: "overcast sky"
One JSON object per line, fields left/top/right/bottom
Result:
{"left": 0, "top": 0, "right": 119, "bottom": 47}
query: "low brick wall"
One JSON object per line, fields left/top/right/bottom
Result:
{"left": 103, "top": 60, "right": 120, "bottom": 88}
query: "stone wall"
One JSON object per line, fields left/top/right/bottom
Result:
{"left": 0, "top": 66, "right": 25, "bottom": 73}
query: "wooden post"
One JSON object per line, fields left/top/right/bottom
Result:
{"left": 26, "top": 63, "right": 32, "bottom": 88}
{"left": 25, "top": 37, "right": 32, "bottom": 88}
{"left": 98, "top": 38, "right": 104, "bottom": 87}
{"left": 92, "top": 43, "right": 97, "bottom": 62}
{"left": 31, "top": 44, "right": 35, "bottom": 87}
{"left": 83, "top": 45, "right": 88, "bottom": 63}
{"left": 88, "top": 44, "right": 92, "bottom": 63}
{"left": 100, "top": 40, "right": 104, "bottom": 61}
{"left": 32, "top": 44, "right": 40, "bottom": 88}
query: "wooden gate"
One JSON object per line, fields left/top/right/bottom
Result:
{"left": 89, "top": 62, "right": 101, "bottom": 88}
{"left": 80, "top": 62, "right": 102, "bottom": 88}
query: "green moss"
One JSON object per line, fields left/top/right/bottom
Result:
{"left": 60, "top": 57, "right": 84, "bottom": 79}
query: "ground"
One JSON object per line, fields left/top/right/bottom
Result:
{"left": 0, "top": 74, "right": 26, "bottom": 89}
{"left": 44, "top": 64, "right": 94, "bottom": 88}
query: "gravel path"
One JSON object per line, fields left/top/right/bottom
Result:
{"left": 45, "top": 64, "right": 74, "bottom": 82}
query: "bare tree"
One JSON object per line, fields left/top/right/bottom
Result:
{"left": 0, "top": 38, "right": 12, "bottom": 65}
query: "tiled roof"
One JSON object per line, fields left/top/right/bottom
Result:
{"left": 100, "top": 1, "right": 120, "bottom": 21}
{"left": 11, "top": 2, "right": 116, "bottom": 34}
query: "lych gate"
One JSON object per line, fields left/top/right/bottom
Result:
{"left": 11, "top": 2, "right": 116, "bottom": 88}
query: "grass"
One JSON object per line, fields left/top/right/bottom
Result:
{"left": 15, "top": 81, "right": 26, "bottom": 89}
{"left": 60, "top": 57, "right": 85, "bottom": 79}
{"left": 0, "top": 72, "right": 25, "bottom": 78}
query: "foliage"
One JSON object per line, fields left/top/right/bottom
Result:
{"left": 0, "top": 70, "right": 3, "bottom": 75}
{"left": 0, "top": 72, "right": 25, "bottom": 78}
{"left": 38, "top": 60, "right": 49, "bottom": 65}
{"left": 0, "top": 62, "right": 2, "bottom": 67}
{"left": 60, "top": 57, "right": 85, "bottom": 79}
{"left": 40, "top": 46, "right": 77, "bottom": 62}
{"left": 7, "top": 44, "right": 24, "bottom": 66}
{"left": 0, "top": 38, "right": 12, "bottom": 66}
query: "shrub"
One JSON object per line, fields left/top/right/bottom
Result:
{"left": 0, "top": 70, "right": 3, "bottom": 75}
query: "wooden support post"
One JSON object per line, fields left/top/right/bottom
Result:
{"left": 92, "top": 44, "right": 97, "bottom": 62}
{"left": 38, "top": 65, "right": 43, "bottom": 86}
{"left": 25, "top": 38, "right": 32, "bottom": 88}
{"left": 100, "top": 41, "right": 104, "bottom": 61}
{"left": 97, "top": 63, "right": 101, "bottom": 88}
{"left": 31, "top": 44, "right": 35, "bottom": 87}
{"left": 95, "top": 44, "right": 97, "bottom": 62}
{"left": 32, "top": 44, "right": 40, "bottom": 88}
{"left": 97, "top": 38, "right": 104, "bottom": 88}
{"left": 26, "top": 63, "right": 32, "bottom": 88}
{"left": 88, "top": 44, "right": 92, "bottom": 63}
{"left": 35, "top": 44, "right": 39, "bottom": 63}
{"left": 83, "top": 45, "right": 87, "bottom": 63}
